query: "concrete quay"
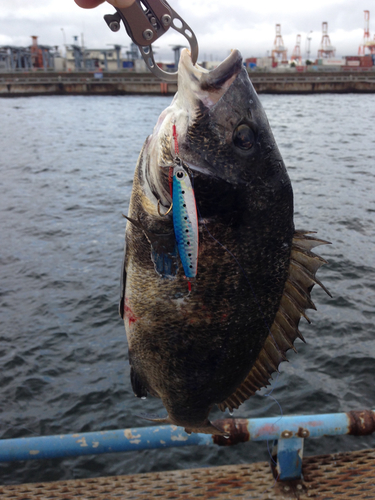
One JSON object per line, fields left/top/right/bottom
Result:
{"left": 1, "top": 70, "right": 375, "bottom": 96}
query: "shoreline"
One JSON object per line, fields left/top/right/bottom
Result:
{"left": 1, "top": 70, "right": 375, "bottom": 96}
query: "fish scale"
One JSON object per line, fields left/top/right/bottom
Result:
{"left": 172, "top": 164, "right": 198, "bottom": 279}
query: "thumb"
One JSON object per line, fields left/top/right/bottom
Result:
{"left": 75, "top": 0, "right": 135, "bottom": 8}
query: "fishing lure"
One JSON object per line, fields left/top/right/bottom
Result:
{"left": 172, "top": 159, "right": 199, "bottom": 280}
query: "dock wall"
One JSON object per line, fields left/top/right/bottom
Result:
{"left": 1, "top": 71, "right": 375, "bottom": 96}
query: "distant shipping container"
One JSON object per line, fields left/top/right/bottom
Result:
{"left": 342, "top": 66, "right": 372, "bottom": 71}
{"left": 256, "top": 57, "right": 273, "bottom": 68}
{"left": 134, "top": 59, "right": 148, "bottom": 72}
{"left": 321, "top": 59, "right": 344, "bottom": 66}
{"left": 360, "top": 56, "right": 373, "bottom": 67}
{"left": 346, "top": 60, "right": 360, "bottom": 66}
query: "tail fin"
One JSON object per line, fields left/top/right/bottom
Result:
{"left": 185, "top": 419, "right": 229, "bottom": 436}
{"left": 138, "top": 413, "right": 228, "bottom": 436}
{"left": 137, "top": 412, "right": 172, "bottom": 424}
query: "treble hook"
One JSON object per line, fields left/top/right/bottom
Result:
{"left": 157, "top": 199, "right": 173, "bottom": 217}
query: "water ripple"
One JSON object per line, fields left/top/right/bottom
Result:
{"left": 0, "top": 93, "right": 374, "bottom": 484}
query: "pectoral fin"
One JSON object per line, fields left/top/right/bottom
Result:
{"left": 123, "top": 214, "right": 178, "bottom": 278}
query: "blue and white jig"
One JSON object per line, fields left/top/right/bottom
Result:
{"left": 172, "top": 160, "right": 199, "bottom": 280}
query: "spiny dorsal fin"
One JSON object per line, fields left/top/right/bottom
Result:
{"left": 218, "top": 230, "right": 331, "bottom": 413}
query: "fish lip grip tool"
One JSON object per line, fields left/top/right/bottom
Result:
{"left": 104, "top": 0, "right": 199, "bottom": 82}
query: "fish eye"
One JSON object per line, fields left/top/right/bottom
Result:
{"left": 233, "top": 124, "right": 254, "bottom": 151}
{"left": 176, "top": 170, "right": 184, "bottom": 179}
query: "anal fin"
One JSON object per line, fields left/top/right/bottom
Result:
{"left": 218, "top": 229, "right": 331, "bottom": 413}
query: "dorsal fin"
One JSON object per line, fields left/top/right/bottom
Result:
{"left": 218, "top": 230, "right": 331, "bottom": 413}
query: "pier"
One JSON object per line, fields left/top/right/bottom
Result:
{"left": 1, "top": 410, "right": 375, "bottom": 499}
{"left": 1, "top": 448, "right": 374, "bottom": 499}
{"left": 1, "top": 70, "right": 375, "bottom": 96}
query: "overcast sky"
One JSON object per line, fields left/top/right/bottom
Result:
{"left": 0, "top": 0, "right": 373, "bottom": 62}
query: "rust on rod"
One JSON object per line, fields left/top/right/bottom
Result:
{"left": 212, "top": 419, "right": 250, "bottom": 446}
{"left": 347, "top": 410, "right": 375, "bottom": 436}
{"left": 212, "top": 410, "right": 375, "bottom": 446}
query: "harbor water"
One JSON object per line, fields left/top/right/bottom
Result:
{"left": 0, "top": 92, "right": 374, "bottom": 484}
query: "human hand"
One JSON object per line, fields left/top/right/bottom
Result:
{"left": 75, "top": 0, "right": 135, "bottom": 8}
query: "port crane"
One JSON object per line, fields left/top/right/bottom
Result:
{"left": 359, "top": 10, "right": 375, "bottom": 55}
{"left": 291, "top": 34, "right": 302, "bottom": 65}
{"left": 317, "top": 22, "right": 335, "bottom": 58}
{"left": 272, "top": 24, "right": 288, "bottom": 64}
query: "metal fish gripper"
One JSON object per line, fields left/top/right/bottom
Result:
{"left": 104, "top": 0, "right": 199, "bottom": 82}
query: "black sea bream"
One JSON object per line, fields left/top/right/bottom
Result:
{"left": 120, "top": 49, "right": 329, "bottom": 435}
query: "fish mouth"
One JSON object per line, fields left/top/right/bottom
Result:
{"left": 178, "top": 49, "right": 243, "bottom": 108}
{"left": 200, "top": 50, "right": 243, "bottom": 91}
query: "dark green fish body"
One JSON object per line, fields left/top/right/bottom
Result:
{"left": 121, "top": 50, "right": 329, "bottom": 434}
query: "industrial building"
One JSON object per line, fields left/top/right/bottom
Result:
{"left": 64, "top": 37, "right": 127, "bottom": 72}
{"left": 0, "top": 36, "right": 60, "bottom": 72}
{"left": 0, "top": 36, "right": 146, "bottom": 73}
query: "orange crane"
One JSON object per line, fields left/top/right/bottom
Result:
{"left": 30, "top": 36, "right": 44, "bottom": 68}
{"left": 272, "top": 24, "right": 288, "bottom": 64}
{"left": 317, "top": 22, "right": 335, "bottom": 58}
{"left": 359, "top": 10, "right": 375, "bottom": 55}
{"left": 291, "top": 34, "right": 302, "bottom": 65}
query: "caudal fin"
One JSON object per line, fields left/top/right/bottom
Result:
{"left": 138, "top": 413, "right": 228, "bottom": 436}
{"left": 184, "top": 419, "right": 228, "bottom": 436}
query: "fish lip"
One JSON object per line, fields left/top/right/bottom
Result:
{"left": 184, "top": 161, "right": 215, "bottom": 178}
{"left": 179, "top": 49, "right": 243, "bottom": 90}
{"left": 200, "top": 50, "right": 243, "bottom": 90}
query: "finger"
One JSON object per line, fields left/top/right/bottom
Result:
{"left": 74, "top": 0, "right": 105, "bottom": 8}
{"left": 74, "top": 0, "right": 135, "bottom": 8}
{"left": 110, "top": 0, "right": 136, "bottom": 6}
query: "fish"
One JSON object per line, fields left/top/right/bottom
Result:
{"left": 120, "top": 48, "right": 330, "bottom": 436}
